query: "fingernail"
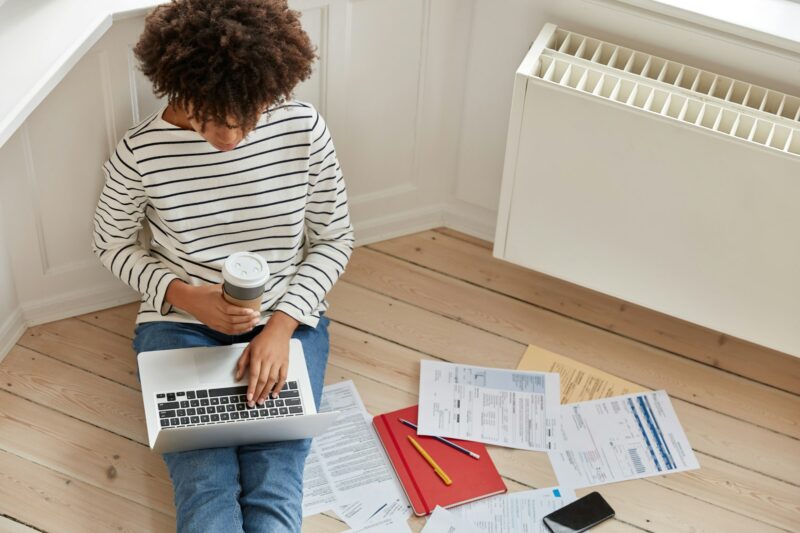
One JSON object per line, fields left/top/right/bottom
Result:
{"left": 247, "top": 393, "right": 253, "bottom": 401}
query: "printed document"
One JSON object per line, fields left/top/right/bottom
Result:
{"left": 302, "top": 381, "right": 409, "bottom": 518}
{"left": 421, "top": 506, "right": 481, "bottom": 533}
{"left": 451, "top": 487, "right": 576, "bottom": 533}
{"left": 417, "top": 360, "right": 560, "bottom": 450}
{"left": 336, "top": 486, "right": 410, "bottom": 530}
{"left": 517, "top": 344, "right": 645, "bottom": 403}
{"left": 344, "top": 516, "right": 413, "bottom": 532}
{"left": 548, "top": 390, "right": 700, "bottom": 488}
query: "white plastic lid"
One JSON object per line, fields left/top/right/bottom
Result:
{"left": 222, "top": 252, "right": 270, "bottom": 288}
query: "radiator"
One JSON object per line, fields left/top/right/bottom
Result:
{"left": 494, "top": 24, "right": 800, "bottom": 356}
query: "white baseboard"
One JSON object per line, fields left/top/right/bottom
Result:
{"left": 354, "top": 203, "right": 446, "bottom": 246}
{"left": 21, "top": 282, "right": 139, "bottom": 327}
{"left": 0, "top": 306, "right": 25, "bottom": 363}
{"left": 442, "top": 202, "right": 497, "bottom": 243}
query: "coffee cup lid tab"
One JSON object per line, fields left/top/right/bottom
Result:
{"left": 223, "top": 252, "right": 270, "bottom": 288}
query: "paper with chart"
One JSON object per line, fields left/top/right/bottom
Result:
{"left": 451, "top": 487, "right": 576, "bottom": 533}
{"left": 302, "top": 381, "right": 410, "bottom": 519}
{"left": 421, "top": 506, "right": 481, "bottom": 533}
{"left": 548, "top": 390, "right": 699, "bottom": 488}
{"left": 417, "top": 360, "right": 560, "bottom": 450}
{"left": 517, "top": 344, "right": 645, "bottom": 403}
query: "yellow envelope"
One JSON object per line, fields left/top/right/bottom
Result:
{"left": 517, "top": 345, "right": 647, "bottom": 404}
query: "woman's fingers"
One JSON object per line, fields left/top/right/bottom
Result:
{"left": 224, "top": 304, "right": 258, "bottom": 317}
{"left": 227, "top": 319, "right": 259, "bottom": 334}
{"left": 252, "top": 361, "right": 274, "bottom": 406}
{"left": 235, "top": 345, "right": 250, "bottom": 381}
{"left": 273, "top": 366, "right": 288, "bottom": 400}
{"left": 247, "top": 359, "right": 263, "bottom": 406}
{"left": 259, "top": 364, "right": 281, "bottom": 404}
{"left": 228, "top": 313, "right": 259, "bottom": 324}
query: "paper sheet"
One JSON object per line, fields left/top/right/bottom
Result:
{"left": 302, "top": 441, "right": 337, "bottom": 515}
{"left": 302, "top": 381, "right": 410, "bottom": 518}
{"left": 518, "top": 346, "right": 698, "bottom": 487}
{"left": 517, "top": 344, "right": 645, "bottom": 403}
{"left": 421, "top": 506, "right": 481, "bottom": 533}
{"left": 343, "top": 516, "right": 413, "bottom": 533}
{"left": 450, "top": 487, "right": 576, "bottom": 533}
{"left": 548, "top": 390, "right": 700, "bottom": 488}
{"left": 335, "top": 486, "right": 409, "bottom": 530}
{"left": 417, "top": 360, "right": 560, "bottom": 450}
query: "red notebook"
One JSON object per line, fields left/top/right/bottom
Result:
{"left": 373, "top": 405, "right": 506, "bottom": 516}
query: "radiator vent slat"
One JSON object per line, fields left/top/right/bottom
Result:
{"left": 537, "top": 28, "right": 800, "bottom": 156}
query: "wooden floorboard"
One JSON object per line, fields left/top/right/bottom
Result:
{"left": 1, "top": 227, "right": 798, "bottom": 532}
{"left": 376, "top": 230, "right": 800, "bottom": 395}
{"left": 330, "top": 268, "right": 800, "bottom": 440}
{"left": 0, "top": 515, "right": 41, "bottom": 533}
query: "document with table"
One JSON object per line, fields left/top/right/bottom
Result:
{"left": 517, "top": 344, "right": 699, "bottom": 487}
{"left": 451, "top": 487, "right": 576, "bottom": 533}
{"left": 548, "top": 390, "right": 700, "bottom": 487}
{"left": 417, "top": 360, "right": 560, "bottom": 451}
{"left": 421, "top": 506, "right": 481, "bottom": 533}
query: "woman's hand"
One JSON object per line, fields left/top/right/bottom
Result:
{"left": 166, "top": 280, "right": 260, "bottom": 334}
{"left": 236, "top": 311, "right": 300, "bottom": 407}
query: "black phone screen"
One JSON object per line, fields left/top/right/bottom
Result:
{"left": 542, "top": 492, "right": 615, "bottom": 533}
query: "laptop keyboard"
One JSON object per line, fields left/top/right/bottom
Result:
{"left": 155, "top": 382, "right": 304, "bottom": 429}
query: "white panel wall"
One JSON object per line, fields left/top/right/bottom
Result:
{"left": 0, "top": 214, "right": 23, "bottom": 357}
{"left": 0, "top": 0, "right": 470, "bottom": 353}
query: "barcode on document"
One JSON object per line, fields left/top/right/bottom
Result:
{"left": 628, "top": 447, "right": 646, "bottom": 474}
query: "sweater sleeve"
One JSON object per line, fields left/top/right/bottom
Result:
{"left": 91, "top": 137, "right": 180, "bottom": 315}
{"left": 275, "top": 110, "right": 354, "bottom": 327}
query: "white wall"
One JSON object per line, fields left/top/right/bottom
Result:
{"left": 0, "top": 212, "right": 23, "bottom": 357}
{"left": 450, "top": 0, "right": 800, "bottom": 240}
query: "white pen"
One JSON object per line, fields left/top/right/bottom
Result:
{"left": 399, "top": 418, "right": 481, "bottom": 460}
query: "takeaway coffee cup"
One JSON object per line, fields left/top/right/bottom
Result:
{"left": 222, "top": 252, "right": 270, "bottom": 313}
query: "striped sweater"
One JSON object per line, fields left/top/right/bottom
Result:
{"left": 92, "top": 100, "right": 354, "bottom": 328}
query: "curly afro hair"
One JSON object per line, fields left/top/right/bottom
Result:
{"left": 134, "top": 0, "right": 316, "bottom": 131}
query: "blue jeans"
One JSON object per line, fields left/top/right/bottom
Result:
{"left": 133, "top": 316, "right": 330, "bottom": 533}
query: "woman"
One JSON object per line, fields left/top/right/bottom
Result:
{"left": 91, "top": 1, "right": 353, "bottom": 531}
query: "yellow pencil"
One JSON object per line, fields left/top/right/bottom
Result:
{"left": 408, "top": 435, "right": 452, "bottom": 486}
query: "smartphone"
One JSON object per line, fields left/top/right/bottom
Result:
{"left": 542, "top": 492, "right": 615, "bottom": 533}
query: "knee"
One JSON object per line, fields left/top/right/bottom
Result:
{"left": 133, "top": 322, "right": 169, "bottom": 354}
{"left": 133, "top": 322, "right": 208, "bottom": 354}
{"left": 163, "top": 448, "right": 240, "bottom": 494}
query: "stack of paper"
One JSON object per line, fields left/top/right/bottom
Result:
{"left": 517, "top": 345, "right": 700, "bottom": 487}
{"left": 411, "top": 348, "right": 700, "bottom": 531}
{"left": 301, "top": 381, "right": 411, "bottom": 531}
{"left": 303, "top": 345, "right": 700, "bottom": 532}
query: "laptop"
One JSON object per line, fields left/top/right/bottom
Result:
{"left": 138, "top": 338, "right": 339, "bottom": 453}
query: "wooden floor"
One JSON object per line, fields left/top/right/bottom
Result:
{"left": 1, "top": 228, "right": 798, "bottom": 532}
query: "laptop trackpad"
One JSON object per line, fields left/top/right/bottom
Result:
{"left": 192, "top": 345, "right": 243, "bottom": 385}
